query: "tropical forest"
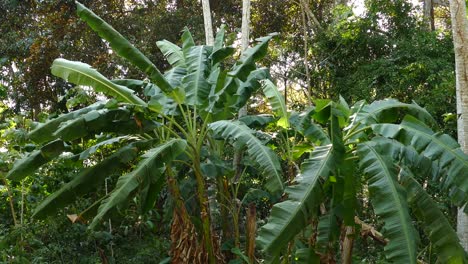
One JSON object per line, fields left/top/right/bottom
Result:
{"left": 1, "top": 0, "right": 468, "bottom": 263}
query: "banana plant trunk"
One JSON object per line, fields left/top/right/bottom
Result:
{"left": 449, "top": 0, "right": 468, "bottom": 251}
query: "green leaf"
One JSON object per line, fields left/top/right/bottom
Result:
{"left": 262, "top": 79, "right": 289, "bottom": 128}
{"left": 32, "top": 140, "right": 153, "bottom": 219}
{"left": 51, "top": 59, "right": 146, "bottom": 106}
{"left": 229, "top": 34, "right": 275, "bottom": 81}
{"left": 75, "top": 1, "right": 172, "bottom": 92}
{"left": 209, "top": 121, "right": 284, "bottom": 193}
{"left": 89, "top": 139, "right": 187, "bottom": 229}
{"left": 28, "top": 102, "right": 105, "bottom": 144}
{"left": 79, "top": 136, "right": 130, "bottom": 160}
{"left": 156, "top": 40, "right": 186, "bottom": 68}
{"left": 7, "top": 140, "right": 67, "bottom": 181}
{"left": 239, "top": 114, "right": 276, "bottom": 128}
{"left": 183, "top": 46, "right": 211, "bottom": 106}
{"left": 181, "top": 27, "right": 195, "bottom": 57}
{"left": 372, "top": 115, "right": 468, "bottom": 206}
{"left": 235, "top": 68, "right": 269, "bottom": 109}
{"left": 351, "top": 99, "right": 434, "bottom": 127}
{"left": 289, "top": 108, "right": 331, "bottom": 145}
{"left": 357, "top": 141, "right": 418, "bottom": 264}
{"left": 53, "top": 108, "right": 158, "bottom": 141}
{"left": 400, "top": 168, "right": 468, "bottom": 264}
{"left": 316, "top": 210, "right": 339, "bottom": 254}
{"left": 257, "top": 145, "right": 334, "bottom": 256}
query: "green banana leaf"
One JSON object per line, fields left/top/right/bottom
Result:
{"left": 372, "top": 115, "right": 468, "bottom": 206}
{"left": 156, "top": 39, "right": 186, "bottom": 68}
{"left": 262, "top": 79, "right": 289, "bottom": 128}
{"left": 400, "top": 168, "right": 468, "bottom": 264}
{"left": 89, "top": 139, "right": 187, "bottom": 229}
{"left": 357, "top": 141, "right": 418, "bottom": 264}
{"left": 75, "top": 1, "right": 172, "bottom": 92}
{"left": 32, "top": 140, "right": 154, "bottom": 218}
{"left": 28, "top": 102, "right": 105, "bottom": 144}
{"left": 7, "top": 140, "right": 67, "bottom": 182}
{"left": 51, "top": 59, "right": 146, "bottom": 106}
{"left": 183, "top": 45, "right": 211, "bottom": 106}
{"left": 257, "top": 145, "right": 334, "bottom": 258}
{"left": 209, "top": 120, "right": 284, "bottom": 193}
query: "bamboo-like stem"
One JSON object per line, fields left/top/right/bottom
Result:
{"left": 2, "top": 178, "right": 18, "bottom": 226}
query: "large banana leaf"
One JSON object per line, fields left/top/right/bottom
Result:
{"left": 51, "top": 59, "right": 146, "bottom": 106}
{"left": 32, "top": 140, "right": 154, "bottom": 219}
{"left": 28, "top": 102, "right": 105, "bottom": 144}
{"left": 372, "top": 115, "right": 468, "bottom": 206}
{"left": 53, "top": 108, "right": 159, "bottom": 141}
{"left": 209, "top": 120, "right": 284, "bottom": 193}
{"left": 7, "top": 140, "right": 67, "bottom": 182}
{"left": 256, "top": 145, "right": 334, "bottom": 258}
{"left": 289, "top": 108, "right": 330, "bottom": 145}
{"left": 229, "top": 34, "right": 275, "bottom": 81}
{"left": 89, "top": 139, "right": 187, "bottom": 229}
{"left": 262, "top": 79, "right": 289, "bottom": 128}
{"left": 399, "top": 168, "right": 468, "bottom": 264}
{"left": 75, "top": 2, "right": 172, "bottom": 92}
{"left": 235, "top": 68, "right": 269, "bottom": 109}
{"left": 183, "top": 46, "right": 211, "bottom": 106}
{"left": 156, "top": 40, "right": 186, "bottom": 68}
{"left": 357, "top": 141, "right": 418, "bottom": 264}
{"left": 351, "top": 99, "right": 434, "bottom": 127}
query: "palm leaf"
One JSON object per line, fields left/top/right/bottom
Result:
{"left": 209, "top": 120, "right": 284, "bottom": 193}
{"left": 28, "top": 102, "right": 105, "bottom": 144}
{"left": 399, "top": 168, "right": 468, "bottom": 264}
{"left": 256, "top": 145, "right": 334, "bottom": 257}
{"left": 7, "top": 140, "right": 67, "bottom": 181}
{"left": 32, "top": 140, "right": 154, "bottom": 218}
{"left": 262, "top": 79, "right": 289, "bottom": 128}
{"left": 183, "top": 45, "right": 211, "bottom": 106}
{"left": 51, "top": 59, "right": 146, "bottom": 106}
{"left": 372, "top": 115, "right": 468, "bottom": 206}
{"left": 75, "top": 2, "right": 172, "bottom": 92}
{"left": 357, "top": 141, "right": 418, "bottom": 264}
{"left": 89, "top": 139, "right": 187, "bottom": 229}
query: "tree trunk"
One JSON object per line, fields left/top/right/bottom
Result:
{"left": 234, "top": 0, "right": 251, "bottom": 181}
{"left": 238, "top": 0, "right": 251, "bottom": 118}
{"left": 201, "top": 0, "right": 214, "bottom": 45}
{"left": 424, "top": 0, "right": 435, "bottom": 30}
{"left": 449, "top": 0, "right": 468, "bottom": 251}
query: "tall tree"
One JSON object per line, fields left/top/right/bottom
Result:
{"left": 449, "top": 0, "right": 468, "bottom": 251}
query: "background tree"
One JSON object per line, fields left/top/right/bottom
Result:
{"left": 449, "top": 0, "right": 468, "bottom": 251}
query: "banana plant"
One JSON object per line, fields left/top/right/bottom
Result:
{"left": 5, "top": 2, "right": 284, "bottom": 263}
{"left": 256, "top": 95, "right": 468, "bottom": 263}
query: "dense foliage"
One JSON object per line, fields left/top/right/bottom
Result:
{"left": 1, "top": 0, "right": 466, "bottom": 263}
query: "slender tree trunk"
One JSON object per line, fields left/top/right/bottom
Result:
{"left": 234, "top": 0, "right": 251, "bottom": 181}
{"left": 201, "top": 0, "right": 214, "bottom": 45}
{"left": 449, "top": 0, "right": 468, "bottom": 251}
{"left": 238, "top": 0, "right": 251, "bottom": 118}
{"left": 424, "top": 0, "right": 435, "bottom": 30}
